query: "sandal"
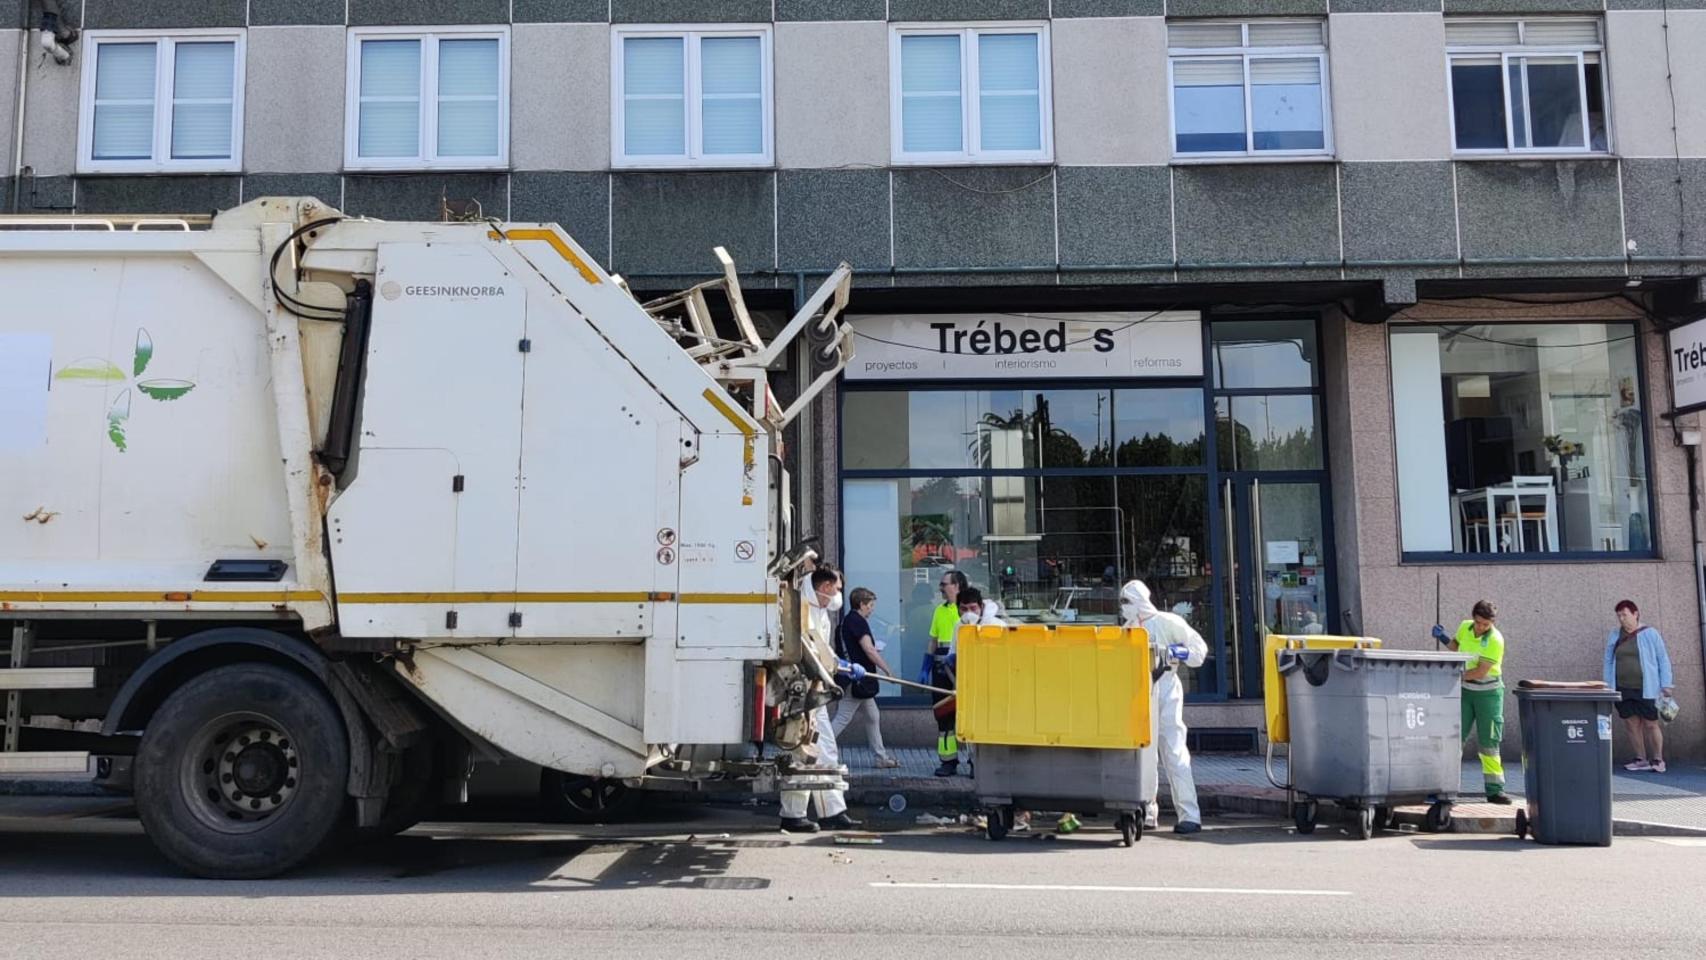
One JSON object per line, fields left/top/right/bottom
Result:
{"left": 1624, "top": 759, "right": 1652, "bottom": 772}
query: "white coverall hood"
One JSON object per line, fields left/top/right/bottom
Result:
{"left": 1120, "top": 580, "right": 1159, "bottom": 624}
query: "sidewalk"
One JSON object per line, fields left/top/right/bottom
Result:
{"left": 840, "top": 746, "right": 1706, "bottom": 836}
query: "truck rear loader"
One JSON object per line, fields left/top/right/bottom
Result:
{"left": 0, "top": 197, "right": 853, "bottom": 878}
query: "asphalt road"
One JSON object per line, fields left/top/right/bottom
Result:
{"left": 2, "top": 801, "right": 1703, "bottom": 960}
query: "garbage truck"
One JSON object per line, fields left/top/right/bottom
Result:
{"left": 0, "top": 197, "right": 854, "bottom": 878}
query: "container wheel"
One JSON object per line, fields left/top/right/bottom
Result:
{"left": 1293, "top": 800, "right": 1318, "bottom": 835}
{"left": 1357, "top": 806, "right": 1376, "bottom": 841}
{"left": 1373, "top": 805, "right": 1393, "bottom": 832}
{"left": 540, "top": 770, "right": 639, "bottom": 824}
{"left": 986, "top": 806, "right": 1011, "bottom": 842}
{"left": 134, "top": 663, "right": 349, "bottom": 879}
{"left": 1423, "top": 800, "right": 1454, "bottom": 834}
{"left": 1118, "top": 814, "right": 1139, "bottom": 847}
{"left": 1514, "top": 808, "right": 1528, "bottom": 840}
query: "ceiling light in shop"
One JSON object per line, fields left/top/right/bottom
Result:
{"left": 1456, "top": 375, "right": 1491, "bottom": 399}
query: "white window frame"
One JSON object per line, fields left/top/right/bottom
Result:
{"left": 610, "top": 24, "right": 774, "bottom": 170}
{"left": 344, "top": 25, "right": 511, "bottom": 172}
{"left": 1166, "top": 20, "right": 1333, "bottom": 162}
{"left": 888, "top": 22, "right": 1054, "bottom": 166}
{"left": 77, "top": 29, "right": 246, "bottom": 175}
{"left": 1445, "top": 18, "right": 1612, "bottom": 158}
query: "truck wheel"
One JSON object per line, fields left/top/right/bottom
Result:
{"left": 540, "top": 770, "right": 639, "bottom": 824}
{"left": 134, "top": 663, "right": 349, "bottom": 879}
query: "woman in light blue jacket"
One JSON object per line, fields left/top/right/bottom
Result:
{"left": 1603, "top": 600, "right": 1675, "bottom": 773}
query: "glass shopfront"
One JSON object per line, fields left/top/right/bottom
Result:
{"left": 839, "top": 311, "right": 1334, "bottom": 702}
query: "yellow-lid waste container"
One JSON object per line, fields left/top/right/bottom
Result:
{"left": 953, "top": 624, "right": 1155, "bottom": 847}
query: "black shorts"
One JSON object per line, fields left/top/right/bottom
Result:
{"left": 1615, "top": 689, "right": 1658, "bottom": 721}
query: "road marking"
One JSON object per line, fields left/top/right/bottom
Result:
{"left": 1646, "top": 838, "right": 1706, "bottom": 847}
{"left": 870, "top": 882, "right": 1351, "bottom": 897}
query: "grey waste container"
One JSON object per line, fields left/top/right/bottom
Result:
{"left": 1514, "top": 685, "right": 1621, "bottom": 846}
{"left": 1278, "top": 647, "right": 1468, "bottom": 839}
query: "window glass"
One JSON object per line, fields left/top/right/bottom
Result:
{"left": 977, "top": 32, "right": 1042, "bottom": 151}
{"left": 1447, "top": 18, "right": 1608, "bottom": 153}
{"left": 701, "top": 36, "right": 764, "bottom": 155}
{"left": 900, "top": 34, "right": 964, "bottom": 154}
{"left": 170, "top": 42, "right": 235, "bottom": 160}
{"left": 1217, "top": 395, "right": 1323, "bottom": 471}
{"left": 93, "top": 43, "right": 158, "bottom": 161}
{"left": 1390, "top": 323, "right": 1650, "bottom": 555}
{"left": 1113, "top": 388, "right": 1207, "bottom": 467}
{"left": 1212, "top": 319, "right": 1319, "bottom": 388}
{"left": 623, "top": 37, "right": 686, "bottom": 156}
{"left": 895, "top": 26, "right": 1048, "bottom": 162}
{"left": 358, "top": 39, "right": 422, "bottom": 159}
{"left": 1169, "top": 21, "right": 1329, "bottom": 156}
{"left": 437, "top": 38, "right": 500, "bottom": 158}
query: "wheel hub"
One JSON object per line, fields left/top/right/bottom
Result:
{"left": 193, "top": 719, "right": 300, "bottom": 826}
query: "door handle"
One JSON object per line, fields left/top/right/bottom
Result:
{"left": 1223, "top": 479, "right": 1240, "bottom": 698}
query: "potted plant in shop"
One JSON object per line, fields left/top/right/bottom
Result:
{"left": 1542, "top": 435, "right": 1582, "bottom": 486}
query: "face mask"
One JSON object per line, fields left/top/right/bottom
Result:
{"left": 960, "top": 611, "right": 979, "bottom": 625}
{"left": 828, "top": 591, "right": 844, "bottom": 613}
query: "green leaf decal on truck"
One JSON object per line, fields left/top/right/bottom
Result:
{"left": 54, "top": 328, "right": 196, "bottom": 451}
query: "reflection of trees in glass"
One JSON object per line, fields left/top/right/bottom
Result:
{"left": 1217, "top": 414, "right": 1316, "bottom": 470}
{"left": 1116, "top": 432, "right": 1206, "bottom": 467}
{"left": 967, "top": 400, "right": 1115, "bottom": 469}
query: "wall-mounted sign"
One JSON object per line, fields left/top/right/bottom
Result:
{"left": 845, "top": 311, "right": 1203, "bottom": 381}
{"left": 1669, "top": 317, "right": 1706, "bottom": 414}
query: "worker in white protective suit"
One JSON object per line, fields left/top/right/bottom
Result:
{"left": 779, "top": 566, "right": 862, "bottom": 834}
{"left": 1121, "top": 579, "right": 1207, "bottom": 835}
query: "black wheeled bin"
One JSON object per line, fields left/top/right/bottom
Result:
{"left": 1513, "top": 684, "right": 1621, "bottom": 846}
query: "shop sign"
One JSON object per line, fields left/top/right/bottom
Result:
{"left": 1670, "top": 317, "right": 1706, "bottom": 414}
{"left": 845, "top": 311, "right": 1203, "bottom": 381}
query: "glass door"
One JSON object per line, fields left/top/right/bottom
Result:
{"left": 1219, "top": 478, "right": 1331, "bottom": 698}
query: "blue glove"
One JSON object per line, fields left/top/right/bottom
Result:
{"left": 1167, "top": 643, "right": 1190, "bottom": 663}
{"left": 1430, "top": 624, "right": 1449, "bottom": 645}
{"left": 835, "top": 659, "right": 867, "bottom": 681}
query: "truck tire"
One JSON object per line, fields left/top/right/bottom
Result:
{"left": 134, "top": 663, "right": 349, "bottom": 879}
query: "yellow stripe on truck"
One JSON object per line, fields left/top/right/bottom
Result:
{"left": 489, "top": 228, "right": 602, "bottom": 286}
{"left": 0, "top": 590, "right": 325, "bottom": 604}
{"left": 337, "top": 592, "right": 773, "bottom": 605}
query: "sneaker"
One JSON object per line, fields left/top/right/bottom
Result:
{"left": 1173, "top": 821, "right": 1202, "bottom": 835}
{"left": 933, "top": 761, "right": 959, "bottom": 777}
{"left": 875, "top": 756, "right": 901, "bottom": 769}
{"left": 780, "top": 817, "right": 820, "bottom": 834}
{"left": 1485, "top": 793, "right": 1513, "bottom": 806}
{"left": 819, "top": 812, "right": 862, "bottom": 830}
{"left": 1624, "top": 759, "right": 1652, "bottom": 772}
{"left": 1651, "top": 760, "right": 1667, "bottom": 774}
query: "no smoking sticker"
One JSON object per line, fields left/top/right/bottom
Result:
{"left": 735, "top": 540, "right": 756, "bottom": 562}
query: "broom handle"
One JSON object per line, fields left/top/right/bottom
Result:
{"left": 869, "top": 672, "right": 954, "bottom": 697}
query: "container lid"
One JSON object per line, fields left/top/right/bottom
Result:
{"left": 1514, "top": 686, "right": 1623, "bottom": 702}
{"left": 1287, "top": 648, "right": 1468, "bottom": 664}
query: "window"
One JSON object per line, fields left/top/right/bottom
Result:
{"left": 345, "top": 27, "right": 508, "bottom": 171}
{"left": 1168, "top": 21, "right": 1330, "bottom": 158}
{"left": 612, "top": 26, "right": 773, "bottom": 168}
{"left": 1446, "top": 18, "right": 1609, "bottom": 154}
{"left": 1390, "top": 323, "right": 1652, "bottom": 557}
{"left": 78, "top": 31, "right": 244, "bottom": 173}
{"left": 890, "top": 23, "right": 1053, "bottom": 164}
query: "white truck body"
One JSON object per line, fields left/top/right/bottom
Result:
{"left": 0, "top": 199, "right": 852, "bottom": 873}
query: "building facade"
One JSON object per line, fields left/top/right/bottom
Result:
{"left": 6, "top": 0, "right": 1706, "bottom": 757}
